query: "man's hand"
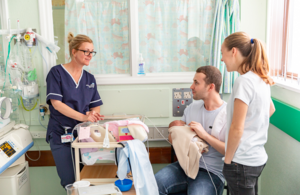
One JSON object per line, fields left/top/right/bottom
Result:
{"left": 189, "top": 121, "right": 209, "bottom": 140}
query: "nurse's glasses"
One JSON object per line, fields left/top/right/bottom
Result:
{"left": 76, "top": 49, "right": 97, "bottom": 57}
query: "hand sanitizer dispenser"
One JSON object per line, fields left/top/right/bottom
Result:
{"left": 137, "top": 53, "right": 145, "bottom": 75}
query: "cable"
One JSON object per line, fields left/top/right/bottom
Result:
{"left": 23, "top": 110, "right": 42, "bottom": 161}
{"left": 25, "top": 143, "right": 41, "bottom": 161}
{"left": 144, "top": 116, "right": 172, "bottom": 145}
{"left": 201, "top": 155, "right": 218, "bottom": 195}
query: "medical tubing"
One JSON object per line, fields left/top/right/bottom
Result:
{"left": 26, "top": 118, "right": 42, "bottom": 162}
{"left": 36, "top": 38, "right": 49, "bottom": 73}
{"left": 2, "top": 36, "right": 16, "bottom": 93}
{"left": 201, "top": 156, "right": 218, "bottom": 195}
{"left": 30, "top": 38, "right": 38, "bottom": 57}
{"left": 20, "top": 96, "right": 38, "bottom": 111}
{"left": 25, "top": 145, "right": 41, "bottom": 161}
{"left": 144, "top": 116, "right": 172, "bottom": 145}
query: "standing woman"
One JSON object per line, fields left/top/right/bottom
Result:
{"left": 221, "top": 32, "right": 275, "bottom": 195}
{"left": 46, "top": 32, "right": 104, "bottom": 188}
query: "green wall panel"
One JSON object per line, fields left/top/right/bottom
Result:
{"left": 270, "top": 98, "right": 300, "bottom": 142}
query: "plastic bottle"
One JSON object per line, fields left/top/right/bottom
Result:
{"left": 137, "top": 53, "right": 145, "bottom": 76}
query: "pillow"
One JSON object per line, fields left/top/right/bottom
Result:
{"left": 127, "top": 124, "right": 148, "bottom": 142}
{"left": 90, "top": 125, "right": 116, "bottom": 142}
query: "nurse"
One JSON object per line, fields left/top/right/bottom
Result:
{"left": 46, "top": 32, "right": 103, "bottom": 188}
{"left": 221, "top": 32, "right": 275, "bottom": 195}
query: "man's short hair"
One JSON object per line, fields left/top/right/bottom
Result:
{"left": 196, "top": 66, "right": 222, "bottom": 93}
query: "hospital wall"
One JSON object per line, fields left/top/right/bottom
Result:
{"left": 4, "top": 0, "right": 300, "bottom": 195}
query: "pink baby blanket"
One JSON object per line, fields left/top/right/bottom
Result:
{"left": 103, "top": 120, "right": 149, "bottom": 141}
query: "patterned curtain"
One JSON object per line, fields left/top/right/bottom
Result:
{"left": 65, "top": 0, "right": 130, "bottom": 74}
{"left": 64, "top": 0, "right": 240, "bottom": 91}
{"left": 210, "top": 0, "right": 240, "bottom": 93}
{"left": 138, "top": 0, "right": 215, "bottom": 73}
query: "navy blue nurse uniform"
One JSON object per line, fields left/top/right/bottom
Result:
{"left": 46, "top": 64, "right": 103, "bottom": 188}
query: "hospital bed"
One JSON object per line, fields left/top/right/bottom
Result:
{"left": 71, "top": 114, "right": 145, "bottom": 193}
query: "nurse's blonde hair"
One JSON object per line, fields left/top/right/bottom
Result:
{"left": 67, "top": 32, "right": 93, "bottom": 58}
{"left": 223, "top": 32, "right": 274, "bottom": 85}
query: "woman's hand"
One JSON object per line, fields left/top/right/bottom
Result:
{"left": 189, "top": 121, "right": 209, "bottom": 140}
{"left": 224, "top": 159, "right": 232, "bottom": 164}
{"left": 84, "top": 111, "right": 104, "bottom": 122}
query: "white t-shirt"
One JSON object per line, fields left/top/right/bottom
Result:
{"left": 182, "top": 100, "right": 227, "bottom": 182}
{"left": 225, "top": 71, "right": 271, "bottom": 166}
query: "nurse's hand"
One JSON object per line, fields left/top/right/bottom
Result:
{"left": 189, "top": 121, "right": 209, "bottom": 140}
{"left": 85, "top": 111, "right": 104, "bottom": 121}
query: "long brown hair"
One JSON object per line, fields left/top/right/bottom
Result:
{"left": 223, "top": 32, "right": 274, "bottom": 85}
{"left": 67, "top": 32, "right": 93, "bottom": 58}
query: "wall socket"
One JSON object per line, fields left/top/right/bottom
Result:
{"left": 174, "top": 92, "right": 182, "bottom": 99}
{"left": 30, "top": 131, "right": 46, "bottom": 139}
{"left": 184, "top": 91, "right": 192, "bottom": 99}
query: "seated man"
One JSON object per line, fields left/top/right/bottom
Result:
{"left": 155, "top": 66, "right": 227, "bottom": 195}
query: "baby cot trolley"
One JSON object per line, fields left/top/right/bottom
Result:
{"left": 71, "top": 114, "right": 145, "bottom": 189}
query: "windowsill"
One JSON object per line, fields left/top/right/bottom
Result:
{"left": 94, "top": 72, "right": 195, "bottom": 85}
{"left": 273, "top": 77, "right": 300, "bottom": 93}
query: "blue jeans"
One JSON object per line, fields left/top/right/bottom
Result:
{"left": 155, "top": 162, "right": 224, "bottom": 195}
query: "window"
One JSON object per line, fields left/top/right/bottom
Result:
{"left": 268, "top": 0, "right": 300, "bottom": 92}
{"left": 65, "top": 0, "right": 130, "bottom": 75}
{"left": 55, "top": 0, "right": 216, "bottom": 84}
{"left": 137, "top": 0, "right": 214, "bottom": 73}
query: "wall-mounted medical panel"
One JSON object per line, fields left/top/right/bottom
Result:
{"left": 173, "top": 88, "right": 193, "bottom": 117}
{"left": 98, "top": 89, "right": 169, "bottom": 118}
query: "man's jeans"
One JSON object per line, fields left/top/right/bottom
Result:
{"left": 155, "top": 162, "right": 224, "bottom": 195}
{"left": 223, "top": 162, "right": 265, "bottom": 195}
